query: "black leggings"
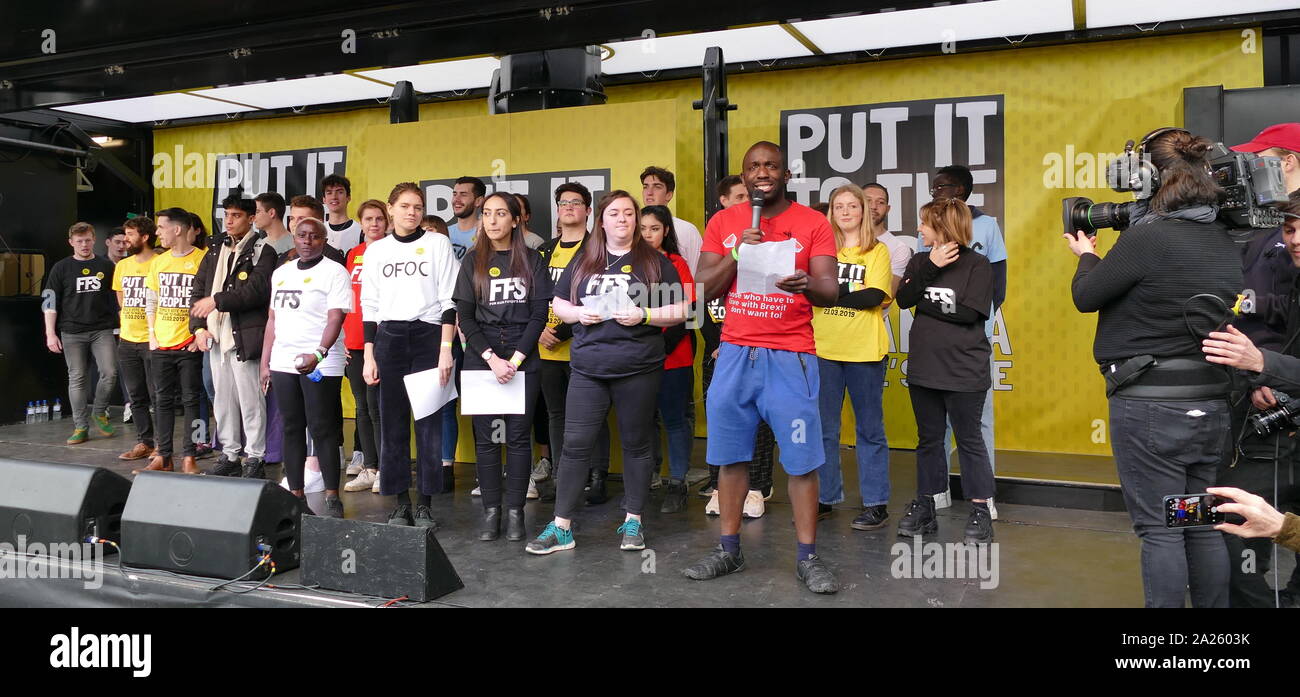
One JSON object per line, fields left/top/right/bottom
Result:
{"left": 272, "top": 371, "right": 343, "bottom": 493}
{"left": 473, "top": 372, "right": 541, "bottom": 509}
{"left": 910, "top": 383, "right": 993, "bottom": 500}
{"left": 541, "top": 358, "right": 610, "bottom": 475}
{"left": 555, "top": 369, "right": 661, "bottom": 519}
{"left": 151, "top": 348, "right": 201, "bottom": 458}
{"left": 345, "top": 347, "right": 381, "bottom": 469}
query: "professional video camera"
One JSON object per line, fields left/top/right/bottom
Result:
{"left": 1061, "top": 130, "right": 1289, "bottom": 236}
{"left": 1249, "top": 391, "right": 1300, "bottom": 437}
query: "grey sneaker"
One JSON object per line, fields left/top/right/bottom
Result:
{"left": 617, "top": 518, "right": 645, "bottom": 551}
{"left": 683, "top": 545, "right": 745, "bottom": 580}
{"left": 526, "top": 522, "right": 575, "bottom": 555}
{"left": 796, "top": 554, "right": 839, "bottom": 594}
{"left": 413, "top": 504, "right": 439, "bottom": 530}
{"left": 324, "top": 495, "right": 344, "bottom": 519}
{"left": 531, "top": 456, "right": 552, "bottom": 482}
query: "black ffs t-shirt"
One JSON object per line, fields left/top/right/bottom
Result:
{"left": 44, "top": 255, "right": 119, "bottom": 334}
{"left": 899, "top": 247, "right": 993, "bottom": 392}
{"left": 552, "top": 250, "right": 682, "bottom": 379}
{"left": 453, "top": 248, "right": 551, "bottom": 371}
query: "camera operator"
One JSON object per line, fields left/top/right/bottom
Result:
{"left": 1213, "top": 127, "right": 1300, "bottom": 607}
{"left": 1066, "top": 128, "right": 1241, "bottom": 608}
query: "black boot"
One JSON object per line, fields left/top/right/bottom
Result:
{"left": 660, "top": 479, "right": 688, "bottom": 513}
{"left": 586, "top": 470, "right": 609, "bottom": 505}
{"left": 479, "top": 506, "right": 501, "bottom": 541}
{"left": 964, "top": 503, "right": 994, "bottom": 544}
{"left": 505, "top": 508, "right": 526, "bottom": 541}
{"left": 897, "top": 496, "right": 937, "bottom": 537}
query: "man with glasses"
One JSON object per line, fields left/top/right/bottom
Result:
{"left": 917, "top": 165, "right": 1007, "bottom": 517}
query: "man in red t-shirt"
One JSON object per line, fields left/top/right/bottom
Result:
{"left": 682, "top": 141, "right": 842, "bottom": 594}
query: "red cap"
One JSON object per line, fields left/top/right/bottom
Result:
{"left": 1231, "top": 123, "right": 1300, "bottom": 153}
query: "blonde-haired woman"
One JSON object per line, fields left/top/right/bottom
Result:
{"left": 812, "top": 184, "right": 895, "bottom": 531}
{"left": 895, "top": 197, "right": 995, "bottom": 544}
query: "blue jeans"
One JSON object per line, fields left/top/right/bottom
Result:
{"left": 1110, "top": 396, "right": 1229, "bottom": 608}
{"left": 656, "top": 367, "right": 694, "bottom": 481}
{"left": 817, "top": 357, "right": 889, "bottom": 506}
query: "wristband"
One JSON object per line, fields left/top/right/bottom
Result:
{"left": 643, "top": 307, "right": 651, "bottom": 325}
{"left": 510, "top": 355, "right": 523, "bottom": 368}
{"left": 441, "top": 341, "right": 453, "bottom": 349}
{"left": 313, "top": 350, "right": 325, "bottom": 362}
{"left": 730, "top": 246, "right": 740, "bottom": 261}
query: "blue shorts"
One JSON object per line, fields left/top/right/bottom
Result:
{"left": 705, "top": 342, "right": 824, "bottom": 475}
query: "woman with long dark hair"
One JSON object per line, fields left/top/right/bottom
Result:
{"left": 896, "top": 197, "right": 995, "bottom": 544}
{"left": 639, "top": 205, "right": 697, "bottom": 513}
{"left": 453, "top": 193, "right": 549, "bottom": 541}
{"left": 526, "top": 191, "right": 689, "bottom": 554}
{"left": 1069, "top": 128, "right": 1240, "bottom": 607}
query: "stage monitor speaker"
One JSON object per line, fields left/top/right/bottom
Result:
{"left": 0, "top": 459, "right": 131, "bottom": 546}
{"left": 489, "top": 46, "right": 605, "bottom": 114}
{"left": 121, "top": 472, "right": 302, "bottom": 579}
{"left": 301, "top": 516, "right": 462, "bottom": 602}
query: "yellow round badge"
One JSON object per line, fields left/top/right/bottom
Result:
{"left": 81, "top": 268, "right": 89, "bottom": 275}
{"left": 489, "top": 267, "right": 501, "bottom": 277}
{"left": 620, "top": 265, "right": 632, "bottom": 273}
{"left": 416, "top": 248, "right": 425, "bottom": 255}
{"left": 303, "top": 277, "right": 312, "bottom": 284}
{"left": 95, "top": 272, "right": 105, "bottom": 280}
{"left": 237, "top": 271, "right": 248, "bottom": 281}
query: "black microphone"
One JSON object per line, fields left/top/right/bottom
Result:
{"left": 749, "top": 188, "right": 764, "bottom": 232}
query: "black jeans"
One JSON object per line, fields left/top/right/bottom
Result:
{"left": 473, "top": 371, "right": 541, "bottom": 509}
{"left": 1110, "top": 395, "right": 1230, "bottom": 608}
{"left": 272, "top": 371, "right": 343, "bottom": 492}
{"left": 345, "top": 347, "right": 381, "bottom": 470}
{"left": 541, "top": 359, "right": 609, "bottom": 476}
{"left": 375, "top": 321, "right": 446, "bottom": 497}
{"left": 555, "top": 369, "right": 661, "bottom": 520}
{"left": 118, "top": 339, "right": 155, "bottom": 447}
{"left": 150, "top": 348, "right": 201, "bottom": 457}
{"left": 910, "top": 384, "right": 994, "bottom": 500}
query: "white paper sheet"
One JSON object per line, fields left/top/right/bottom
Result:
{"left": 460, "top": 370, "right": 527, "bottom": 415}
{"left": 578, "top": 288, "right": 637, "bottom": 321}
{"left": 735, "top": 238, "right": 796, "bottom": 296}
{"left": 402, "top": 368, "right": 458, "bottom": 421}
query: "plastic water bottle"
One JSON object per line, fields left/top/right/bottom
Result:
{"left": 25, "top": 402, "right": 33, "bottom": 425}
{"left": 295, "top": 355, "right": 324, "bottom": 383}
{"left": 52, "top": 399, "right": 62, "bottom": 420}
{"left": 41, "top": 400, "right": 49, "bottom": 422}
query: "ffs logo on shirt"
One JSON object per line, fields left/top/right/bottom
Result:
{"left": 488, "top": 277, "right": 526, "bottom": 303}
{"left": 924, "top": 286, "right": 957, "bottom": 314}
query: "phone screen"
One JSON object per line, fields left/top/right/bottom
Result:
{"left": 1164, "top": 494, "right": 1227, "bottom": 529}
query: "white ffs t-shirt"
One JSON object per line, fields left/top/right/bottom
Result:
{"left": 269, "top": 256, "right": 353, "bottom": 376}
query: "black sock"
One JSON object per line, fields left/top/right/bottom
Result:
{"left": 418, "top": 494, "right": 432, "bottom": 507}
{"left": 397, "top": 491, "right": 411, "bottom": 506}
{"left": 973, "top": 501, "right": 990, "bottom": 511}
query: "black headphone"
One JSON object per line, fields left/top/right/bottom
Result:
{"left": 1108, "top": 126, "right": 1185, "bottom": 197}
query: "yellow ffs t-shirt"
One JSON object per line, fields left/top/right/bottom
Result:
{"left": 812, "top": 243, "right": 893, "bottom": 362}
{"left": 539, "top": 238, "right": 584, "bottom": 361}
{"left": 112, "top": 254, "right": 154, "bottom": 343}
{"left": 145, "top": 248, "right": 204, "bottom": 349}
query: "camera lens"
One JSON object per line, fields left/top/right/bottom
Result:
{"left": 1073, "top": 202, "right": 1134, "bottom": 233}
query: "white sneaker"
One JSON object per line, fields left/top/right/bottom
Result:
{"left": 345, "top": 468, "right": 377, "bottom": 492}
{"left": 704, "top": 490, "right": 720, "bottom": 516}
{"left": 988, "top": 497, "right": 998, "bottom": 520}
{"left": 346, "top": 451, "right": 364, "bottom": 476}
{"left": 742, "top": 489, "right": 766, "bottom": 519}
{"left": 527, "top": 478, "right": 540, "bottom": 500}
{"left": 371, "top": 476, "right": 380, "bottom": 493}
{"left": 471, "top": 486, "right": 482, "bottom": 497}
{"left": 278, "top": 467, "right": 324, "bottom": 494}
{"left": 531, "top": 457, "right": 552, "bottom": 482}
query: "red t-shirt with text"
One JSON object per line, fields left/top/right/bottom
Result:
{"left": 701, "top": 201, "right": 836, "bottom": 354}
{"left": 344, "top": 242, "right": 368, "bottom": 351}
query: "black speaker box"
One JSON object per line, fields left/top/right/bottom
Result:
{"left": 490, "top": 47, "right": 605, "bottom": 114}
{"left": 0, "top": 459, "right": 131, "bottom": 545}
{"left": 121, "top": 472, "right": 302, "bottom": 579}
{"left": 301, "top": 516, "right": 462, "bottom": 602}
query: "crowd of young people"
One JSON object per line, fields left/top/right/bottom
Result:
{"left": 43, "top": 150, "right": 1006, "bottom": 595}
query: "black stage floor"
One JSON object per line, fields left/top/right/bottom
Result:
{"left": 0, "top": 410, "right": 1267, "bottom": 608}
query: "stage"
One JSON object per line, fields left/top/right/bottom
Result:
{"left": 0, "top": 410, "right": 1175, "bottom": 608}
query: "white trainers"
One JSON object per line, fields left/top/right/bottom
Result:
{"left": 279, "top": 467, "right": 324, "bottom": 494}
{"left": 742, "top": 489, "right": 766, "bottom": 519}
{"left": 988, "top": 497, "right": 998, "bottom": 520}
{"left": 527, "top": 478, "right": 540, "bottom": 500}
{"left": 344, "top": 468, "right": 377, "bottom": 492}
{"left": 371, "top": 475, "right": 380, "bottom": 493}
{"left": 471, "top": 486, "right": 482, "bottom": 497}
{"left": 705, "top": 489, "right": 720, "bottom": 516}
{"left": 346, "top": 451, "right": 364, "bottom": 476}
{"left": 531, "top": 457, "right": 552, "bottom": 482}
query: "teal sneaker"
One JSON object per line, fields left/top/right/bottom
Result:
{"left": 617, "top": 518, "right": 645, "bottom": 551}
{"left": 525, "top": 522, "right": 575, "bottom": 555}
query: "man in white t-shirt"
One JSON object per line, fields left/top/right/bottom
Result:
{"left": 641, "top": 166, "right": 702, "bottom": 275}
{"left": 322, "top": 174, "right": 362, "bottom": 255}
{"left": 863, "top": 182, "right": 913, "bottom": 296}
